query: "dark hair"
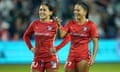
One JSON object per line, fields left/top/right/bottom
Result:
{"left": 76, "top": 1, "right": 89, "bottom": 18}
{"left": 40, "top": 2, "right": 55, "bottom": 19}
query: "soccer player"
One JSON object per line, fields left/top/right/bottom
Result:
{"left": 56, "top": 1, "right": 98, "bottom": 72}
{"left": 23, "top": 2, "right": 59, "bottom": 72}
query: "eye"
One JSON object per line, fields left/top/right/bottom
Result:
{"left": 74, "top": 9, "right": 80, "bottom": 12}
{"left": 39, "top": 9, "right": 42, "bottom": 11}
{"left": 39, "top": 9, "right": 46, "bottom": 11}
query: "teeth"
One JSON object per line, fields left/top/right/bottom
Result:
{"left": 40, "top": 13, "right": 45, "bottom": 16}
{"left": 40, "top": 14, "right": 44, "bottom": 16}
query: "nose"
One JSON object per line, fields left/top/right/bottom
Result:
{"left": 74, "top": 10, "right": 77, "bottom": 15}
{"left": 39, "top": 10, "right": 44, "bottom": 14}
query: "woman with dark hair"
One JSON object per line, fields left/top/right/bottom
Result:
{"left": 23, "top": 2, "right": 59, "bottom": 72}
{"left": 56, "top": 1, "right": 98, "bottom": 72}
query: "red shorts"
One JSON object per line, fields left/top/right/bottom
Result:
{"left": 65, "top": 54, "right": 90, "bottom": 69}
{"left": 31, "top": 56, "right": 59, "bottom": 72}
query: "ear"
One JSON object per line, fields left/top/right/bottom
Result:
{"left": 84, "top": 10, "right": 87, "bottom": 16}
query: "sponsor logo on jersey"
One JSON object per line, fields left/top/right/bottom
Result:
{"left": 70, "top": 32, "right": 87, "bottom": 37}
{"left": 35, "top": 32, "right": 50, "bottom": 36}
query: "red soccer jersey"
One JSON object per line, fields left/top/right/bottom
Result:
{"left": 23, "top": 20, "right": 57, "bottom": 60}
{"left": 63, "top": 20, "right": 98, "bottom": 57}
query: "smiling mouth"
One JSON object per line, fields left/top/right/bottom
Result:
{"left": 39, "top": 14, "right": 45, "bottom": 17}
{"left": 75, "top": 15, "right": 81, "bottom": 17}
{"left": 75, "top": 13, "right": 81, "bottom": 16}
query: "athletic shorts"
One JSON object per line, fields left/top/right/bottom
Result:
{"left": 65, "top": 54, "right": 90, "bottom": 69}
{"left": 31, "top": 56, "right": 59, "bottom": 72}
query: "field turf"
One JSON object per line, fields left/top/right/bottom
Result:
{"left": 0, "top": 63, "right": 120, "bottom": 72}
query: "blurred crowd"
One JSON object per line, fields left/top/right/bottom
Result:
{"left": 0, "top": 0, "right": 120, "bottom": 41}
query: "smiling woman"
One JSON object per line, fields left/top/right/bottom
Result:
{"left": 23, "top": 2, "right": 59, "bottom": 72}
{"left": 56, "top": 1, "right": 98, "bottom": 72}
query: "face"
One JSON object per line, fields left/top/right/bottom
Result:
{"left": 39, "top": 5, "right": 52, "bottom": 20}
{"left": 74, "top": 4, "right": 87, "bottom": 19}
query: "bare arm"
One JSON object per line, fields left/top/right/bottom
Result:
{"left": 58, "top": 27, "right": 67, "bottom": 38}
{"left": 54, "top": 17, "right": 68, "bottom": 38}
{"left": 92, "top": 37, "right": 98, "bottom": 59}
{"left": 55, "top": 34, "right": 70, "bottom": 52}
{"left": 89, "top": 37, "right": 98, "bottom": 65}
{"left": 89, "top": 21, "right": 98, "bottom": 65}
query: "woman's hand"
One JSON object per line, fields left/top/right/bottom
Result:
{"left": 50, "top": 47, "right": 56, "bottom": 54}
{"left": 88, "top": 56, "right": 95, "bottom": 66}
{"left": 30, "top": 48, "right": 36, "bottom": 53}
{"left": 53, "top": 17, "right": 62, "bottom": 27}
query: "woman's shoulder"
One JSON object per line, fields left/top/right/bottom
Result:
{"left": 31, "top": 19, "right": 40, "bottom": 24}
{"left": 87, "top": 20, "right": 97, "bottom": 28}
{"left": 87, "top": 20, "right": 95, "bottom": 24}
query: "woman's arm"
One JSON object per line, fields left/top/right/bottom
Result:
{"left": 55, "top": 34, "right": 70, "bottom": 52}
{"left": 92, "top": 38, "right": 98, "bottom": 58}
{"left": 89, "top": 21, "right": 98, "bottom": 65}
{"left": 54, "top": 17, "right": 69, "bottom": 38}
{"left": 23, "top": 22, "right": 34, "bottom": 50}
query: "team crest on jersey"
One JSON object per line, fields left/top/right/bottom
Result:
{"left": 82, "top": 26, "right": 87, "bottom": 31}
{"left": 47, "top": 26, "right": 52, "bottom": 31}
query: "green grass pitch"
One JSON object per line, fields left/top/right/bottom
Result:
{"left": 0, "top": 63, "right": 120, "bottom": 72}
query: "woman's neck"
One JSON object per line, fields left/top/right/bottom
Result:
{"left": 77, "top": 17, "right": 87, "bottom": 25}
{"left": 40, "top": 17, "right": 50, "bottom": 23}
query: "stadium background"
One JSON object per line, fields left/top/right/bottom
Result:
{"left": 0, "top": 0, "right": 120, "bottom": 72}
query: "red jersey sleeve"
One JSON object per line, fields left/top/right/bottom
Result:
{"left": 23, "top": 21, "right": 34, "bottom": 50}
{"left": 89, "top": 21, "right": 98, "bottom": 38}
{"left": 55, "top": 34, "right": 70, "bottom": 52}
{"left": 63, "top": 21, "right": 71, "bottom": 33}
